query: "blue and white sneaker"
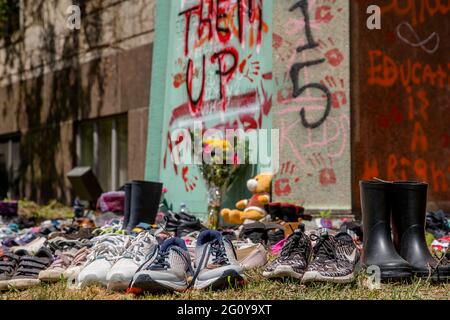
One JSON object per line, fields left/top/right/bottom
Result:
{"left": 192, "top": 230, "right": 245, "bottom": 290}
{"left": 129, "top": 237, "right": 193, "bottom": 293}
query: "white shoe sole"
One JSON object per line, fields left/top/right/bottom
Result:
{"left": 263, "top": 265, "right": 304, "bottom": 280}
{"left": 0, "top": 280, "right": 10, "bottom": 291}
{"left": 302, "top": 271, "right": 355, "bottom": 283}
{"left": 78, "top": 275, "right": 107, "bottom": 288}
{"left": 39, "top": 271, "right": 65, "bottom": 282}
{"left": 194, "top": 270, "right": 246, "bottom": 290}
{"left": 7, "top": 278, "right": 41, "bottom": 290}
{"left": 107, "top": 280, "right": 130, "bottom": 291}
{"left": 131, "top": 274, "right": 189, "bottom": 293}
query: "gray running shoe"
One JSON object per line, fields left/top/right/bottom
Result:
{"left": 193, "top": 230, "right": 245, "bottom": 290}
{"left": 129, "top": 237, "right": 192, "bottom": 294}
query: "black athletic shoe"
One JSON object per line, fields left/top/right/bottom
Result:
{"left": 263, "top": 229, "right": 312, "bottom": 279}
{"left": 302, "top": 230, "right": 360, "bottom": 283}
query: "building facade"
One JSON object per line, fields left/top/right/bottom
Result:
{"left": 0, "top": 0, "right": 156, "bottom": 203}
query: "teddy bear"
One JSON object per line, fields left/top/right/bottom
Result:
{"left": 221, "top": 172, "right": 272, "bottom": 225}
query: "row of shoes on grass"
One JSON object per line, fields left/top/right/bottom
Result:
{"left": 0, "top": 245, "right": 91, "bottom": 291}
{"left": 0, "top": 218, "right": 77, "bottom": 249}
{"left": 0, "top": 218, "right": 121, "bottom": 291}
{"left": 56, "top": 230, "right": 250, "bottom": 292}
{"left": 0, "top": 226, "right": 267, "bottom": 293}
{"left": 74, "top": 229, "right": 270, "bottom": 292}
{"left": 0, "top": 224, "right": 363, "bottom": 293}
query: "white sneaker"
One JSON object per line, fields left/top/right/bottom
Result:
{"left": 77, "top": 234, "right": 131, "bottom": 288}
{"left": 193, "top": 230, "right": 245, "bottom": 290}
{"left": 238, "top": 243, "right": 268, "bottom": 270}
{"left": 106, "top": 232, "right": 158, "bottom": 291}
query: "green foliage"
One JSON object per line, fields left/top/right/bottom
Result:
{"left": 0, "top": 0, "right": 20, "bottom": 38}
{"left": 0, "top": 271, "right": 449, "bottom": 300}
{"left": 319, "top": 209, "right": 332, "bottom": 218}
{"left": 425, "top": 232, "right": 435, "bottom": 247}
{"left": 0, "top": 0, "right": 9, "bottom": 24}
{"left": 18, "top": 199, "right": 74, "bottom": 221}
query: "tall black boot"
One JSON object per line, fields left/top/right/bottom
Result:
{"left": 360, "top": 180, "right": 412, "bottom": 280}
{"left": 391, "top": 181, "right": 450, "bottom": 281}
{"left": 122, "top": 183, "right": 132, "bottom": 230}
{"left": 127, "top": 180, "right": 163, "bottom": 231}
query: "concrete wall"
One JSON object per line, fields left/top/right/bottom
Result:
{"left": 272, "top": 0, "right": 351, "bottom": 212}
{"left": 0, "top": 0, "right": 156, "bottom": 203}
{"left": 352, "top": 0, "right": 450, "bottom": 214}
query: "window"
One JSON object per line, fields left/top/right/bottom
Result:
{"left": 0, "top": 134, "right": 20, "bottom": 199}
{"left": 76, "top": 115, "right": 128, "bottom": 191}
{"left": 0, "top": 0, "right": 20, "bottom": 39}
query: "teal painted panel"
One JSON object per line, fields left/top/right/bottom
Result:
{"left": 147, "top": 0, "right": 273, "bottom": 215}
{"left": 145, "top": 0, "right": 172, "bottom": 182}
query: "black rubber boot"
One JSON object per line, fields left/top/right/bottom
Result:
{"left": 360, "top": 180, "right": 412, "bottom": 281}
{"left": 391, "top": 181, "right": 450, "bottom": 281}
{"left": 122, "top": 183, "right": 132, "bottom": 230}
{"left": 127, "top": 180, "right": 163, "bottom": 231}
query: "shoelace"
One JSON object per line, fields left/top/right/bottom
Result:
{"left": 280, "top": 233, "right": 307, "bottom": 259}
{"left": 149, "top": 249, "right": 171, "bottom": 270}
{"left": 310, "top": 234, "right": 337, "bottom": 261}
{"left": 210, "top": 240, "right": 230, "bottom": 266}
{"left": 146, "top": 245, "right": 193, "bottom": 272}
{"left": 86, "top": 234, "right": 130, "bottom": 263}
{"left": 123, "top": 233, "right": 155, "bottom": 263}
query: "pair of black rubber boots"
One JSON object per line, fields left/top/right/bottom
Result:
{"left": 361, "top": 180, "right": 449, "bottom": 281}
{"left": 122, "top": 180, "right": 163, "bottom": 232}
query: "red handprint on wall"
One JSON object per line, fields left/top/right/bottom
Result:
{"left": 274, "top": 161, "right": 301, "bottom": 197}
{"left": 309, "top": 153, "right": 337, "bottom": 186}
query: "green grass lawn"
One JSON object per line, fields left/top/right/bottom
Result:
{"left": 1, "top": 269, "right": 449, "bottom": 300}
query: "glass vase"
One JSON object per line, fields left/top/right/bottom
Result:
{"left": 207, "top": 184, "right": 222, "bottom": 230}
